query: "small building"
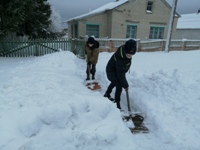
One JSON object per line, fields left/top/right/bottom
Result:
{"left": 67, "top": 0, "right": 180, "bottom": 40}
{"left": 175, "top": 13, "right": 200, "bottom": 40}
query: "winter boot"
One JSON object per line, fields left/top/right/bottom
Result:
{"left": 104, "top": 93, "right": 115, "bottom": 102}
{"left": 116, "top": 102, "right": 121, "bottom": 110}
{"left": 86, "top": 75, "right": 90, "bottom": 80}
{"left": 92, "top": 75, "right": 95, "bottom": 80}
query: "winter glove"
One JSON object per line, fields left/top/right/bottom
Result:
{"left": 87, "top": 61, "right": 91, "bottom": 65}
{"left": 124, "top": 87, "right": 128, "bottom": 91}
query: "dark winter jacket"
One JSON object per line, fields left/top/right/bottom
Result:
{"left": 106, "top": 45, "right": 132, "bottom": 88}
{"left": 85, "top": 40, "right": 100, "bottom": 64}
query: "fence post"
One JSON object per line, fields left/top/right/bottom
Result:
{"left": 161, "top": 40, "right": 165, "bottom": 51}
{"left": 182, "top": 40, "right": 186, "bottom": 50}
{"left": 137, "top": 40, "right": 141, "bottom": 52}
{"left": 108, "top": 40, "right": 114, "bottom": 52}
{"left": 35, "top": 39, "right": 39, "bottom": 56}
{"left": 70, "top": 39, "right": 75, "bottom": 54}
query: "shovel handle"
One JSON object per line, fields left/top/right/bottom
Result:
{"left": 126, "top": 90, "right": 131, "bottom": 112}
{"left": 87, "top": 63, "right": 91, "bottom": 75}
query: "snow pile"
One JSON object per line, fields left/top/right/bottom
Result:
{"left": 0, "top": 51, "right": 134, "bottom": 150}
{"left": 1, "top": 50, "right": 200, "bottom": 150}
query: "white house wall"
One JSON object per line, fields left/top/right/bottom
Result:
{"left": 112, "top": 0, "right": 178, "bottom": 39}
{"left": 68, "top": 0, "right": 178, "bottom": 40}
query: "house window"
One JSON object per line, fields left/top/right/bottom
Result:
{"left": 86, "top": 24, "right": 99, "bottom": 38}
{"left": 146, "top": 1, "right": 153, "bottom": 12}
{"left": 74, "top": 24, "right": 78, "bottom": 38}
{"left": 149, "top": 27, "right": 165, "bottom": 39}
{"left": 126, "top": 25, "right": 137, "bottom": 38}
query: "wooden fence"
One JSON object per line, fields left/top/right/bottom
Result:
{"left": 1, "top": 38, "right": 200, "bottom": 57}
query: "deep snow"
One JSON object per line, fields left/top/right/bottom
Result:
{"left": 0, "top": 49, "right": 200, "bottom": 150}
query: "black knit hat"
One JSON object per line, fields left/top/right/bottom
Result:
{"left": 125, "top": 39, "right": 137, "bottom": 55}
{"left": 87, "top": 37, "right": 95, "bottom": 44}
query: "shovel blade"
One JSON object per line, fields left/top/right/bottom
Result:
{"left": 85, "top": 81, "right": 101, "bottom": 91}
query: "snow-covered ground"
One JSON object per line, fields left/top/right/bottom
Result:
{"left": 0, "top": 50, "right": 200, "bottom": 150}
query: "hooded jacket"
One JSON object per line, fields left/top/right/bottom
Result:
{"left": 106, "top": 45, "right": 132, "bottom": 88}
{"left": 85, "top": 40, "right": 100, "bottom": 64}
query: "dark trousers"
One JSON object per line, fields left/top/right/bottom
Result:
{"left": 86, "top": 64, "right": 96, "bottom": 76}
{"left": 105, "top": 81, "right": 122, "bottom": 103}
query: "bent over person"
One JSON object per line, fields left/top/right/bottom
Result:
{"left": 104, "top": 39, "right": 137, "bottom": 109}
{"left": 85, "top": 37, "right": 100, "bottom": 80}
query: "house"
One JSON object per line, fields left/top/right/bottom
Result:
{"left": 175, "top": 13, "right": 200, "bottom": 40}
{"left": 67, "top": 0, "right": 180, "bottom": 40}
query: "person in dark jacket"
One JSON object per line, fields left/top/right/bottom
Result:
{"left": 104, "top": 39, "right": 137, "bottom": 109}
{"left": 85, "top": 37, "right": 100, "bottom": 80}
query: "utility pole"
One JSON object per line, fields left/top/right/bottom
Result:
{"left": 165, "top": 0, "right": 178, "bottom": 53}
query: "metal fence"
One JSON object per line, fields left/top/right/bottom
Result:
{"left": 0, "top": 38, "right": 85, "bottom": 58}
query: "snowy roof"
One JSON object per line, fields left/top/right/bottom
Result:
{"left": 66, "top": 0, "right": 180, "bottom": 22}
{"left": 177, "top": 13, "right": 200, "bottom": 29}
{"left": 67, "top": 0, "right": 128, "bottom": 22}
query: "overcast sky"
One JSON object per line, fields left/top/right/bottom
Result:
{"left": 48, "top": 0, "right": 200, "bottom": 25}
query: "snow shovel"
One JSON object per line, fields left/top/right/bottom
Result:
{"left": 87, "top": 63, "right": 91, "bottom": 77}
{"left": 123, "top": 90, "right": 149, "bottom": 133}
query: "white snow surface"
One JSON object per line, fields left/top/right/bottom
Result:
{"left": 1, "top": 50, "right": 200, "bottom": 150}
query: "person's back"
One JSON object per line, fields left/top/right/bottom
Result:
{"left": 104, "top": 39, "right": 137, "bottom": 109}
{"left": 106, "top": 45, "right": 132, "bottom": 88}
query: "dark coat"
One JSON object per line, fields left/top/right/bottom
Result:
{"left": 106, "top": 45, "right": 132, "bottom": 88}
{"left": 85, "top": 40, "right": 100, "bottom": 64}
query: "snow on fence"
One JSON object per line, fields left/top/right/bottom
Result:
{"left": 0, "top": 38, "right": 200, "bottom": 57}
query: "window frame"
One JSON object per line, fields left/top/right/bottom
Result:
{"left": 86, "top": 24, "right": 100, "bottom": 38}
{"left": 149, "top": 26, "right": 165, "bottom": 39}
{"left": 126, "top": 24, "right": 138, "bottom": 39}
{"left": 74, "top": 23, "right": 78, "bottom": 38}
{"left": 146, "top": 1, "right": 154, "bottom": 13}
